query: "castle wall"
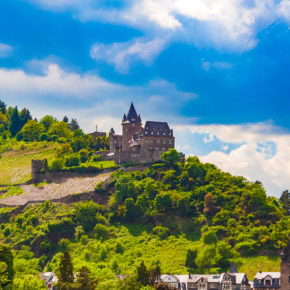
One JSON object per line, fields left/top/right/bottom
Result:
{"left": 122, "top": 122, "right": 142, "bottom": 151}
{"left": 141, "top": 136, "right": 175, "bottom": 152}
{"left": 114, "top": 149, "right": 166, "bottom": 164}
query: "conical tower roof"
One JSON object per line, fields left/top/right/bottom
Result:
{"left": 123, "top": 102, "right": 141, "bottom": 123}
{"left": 229, "top": 263, "right": 238, "bottom": 273}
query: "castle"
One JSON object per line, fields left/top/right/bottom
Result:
{"left": 107, "top": 102, "right": 175, "bottom": 164}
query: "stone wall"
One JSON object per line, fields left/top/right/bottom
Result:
{"left": 114, "top": 149, "right": 165, "bottom": 164}
{"left": 94, "top": 150, "right": 113, "bottom": 161}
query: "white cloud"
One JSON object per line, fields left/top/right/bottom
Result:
{"left": 28, "top": 0, "right": 290, "bottom": 52}
{"left": 175, "top": 123, "right": 290, "bottom": 197}
{"left": 90, "top": 37, "right": 167, "bottom": 72}
{"left": 0, "top": 43, "right": 14, "bottom": 58}
{"left": 0, "top": 62, "right": 197, "bottom": 131}
{"left": 278, "top": 0, "right": 290, "bottom": 20}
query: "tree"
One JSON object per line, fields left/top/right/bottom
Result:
{"left": 63, "top": 116, "right": 69, "bottom": 123}
{"left": 19, "top": 108, "right": 32, "bottom": 129}
{"left": 154, "top": 193, "right": 172, "bottom": 212}
{"left": 0, "top": 244, "right": 14, "bottom": 289}
{"left": 76, "top": 266, "right": 98, "bottom": 290}
{"left": 124, "top": 198, "right": 141, "bottom": 220}
{"left": 20, "top": 120, "right": 45, "bottom": 141}
{"left": 69, "top": 118, "right": 80, "bottom": 131}
{"left": 185, "top": 249, "right": 197, "bottom": 269}
{"left": 280, "top": 190, "right": 289, "bottom": 216}
{"left": 8, "top": 106, "right": 21, "bottom": 136}
{"left": 137, "top": 261, "right": 149, "bottom": 286}
{"left": 202, "top": 230, "right": 218, "bottom": 245}
{"left": 48, "top": 121, "right": 72, "bottom": 139}
{"left": 40, "top": 115, "right": 57, "bottom": 131}
{"left": 0, "top": 99, "right": 6, "bottom": 114}
{"left": 58, "top": 251, "right": 74, "bottom": 283}
{"left": 203, "top": 193, "right": 219, "bottom": 218}
{"left": 75, "top": 201, "right": 98, "bottom": 231}
{"left": 161, "top": 148, "right": 180, "bottom": 165}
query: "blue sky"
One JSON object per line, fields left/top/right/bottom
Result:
{"left": 0, "top": 0, "right": 289, "bottom": 196}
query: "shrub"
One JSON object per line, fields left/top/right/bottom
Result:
{"left": 50, "top": 158, "right": 64, "bottom": 171}
{"left": 202, "top": 230, "right": 218, "bottom": 245}
{"left": 4, "top": 227, "right": 11, "bottom": 237}
{"left": 115, "top": 241, "right": 124, "bottom": 254}
{"left": 40, "top": 133, "right": 49, "bottom": 141}
{"left": 80, "top": 235, "right": 88, "bottom": 245}
{"left": 64, "top": 154, "right": 80, "bottom": 167}
{"left": 57, "top": 137, "right": 67, "bottom": 143}
{"left": 94, "top": 224, "right": 110, "bottom": 240}
{"left": 91, "top": 155, "right": 102, "bottom": 162}
{"left": 79, "top": 149, "right": 89, "bottom": 163}
{"left": 95, "top": 213, "right": 107, "bottom": 225}
{"left": 74, "top": 226, "right": 85, "bottom": 240}
{"left": 59, "top": 239, "right": 70, "bottom": 251}
{"left": 152, "top": 226, "right": 169, "bottom": 239}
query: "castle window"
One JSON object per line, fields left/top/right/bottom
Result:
{"left": 156, "top": 147, "right": 159, "bottom": 150}
{"left": 157, "top": 140, "right": 160, "bottom": 144}
{"left": 151, "top": 132, "right": 153, "bottom": 135}
{"left": 146, "top": 140, "right": 148, "bottom": 144}
{"left": 163, "top": 140, "right": 166, "bottom": 144}
{"left": 150, "top": 140, "right": 153, "bottom": 144}
{"left": 169, "top": 140, "right": 172, "bottom": 144}
{"left": 162, "top": 148, "right": 165, "bottom": 150}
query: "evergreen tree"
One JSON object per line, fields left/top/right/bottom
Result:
{"left": 280, "top": 190, "right": 290, "bottom": 216}
{"left": 19, "top": 108, "right": 32, "bottom": 128}
{"left": 0, "top": 244, "right": 14, "bottom": 289}
{"left": 0, "top": 99, "right": 6, "bottom": 114}
{"left": 69, "top": 118, "right": 80, "bottom": 131}
{"left": 58, "top": 251, "right": 74, "bottom": 283}
{"left": 185, "top": 249, "right": 197, "bottom": 269}
{"left": 63, "top": 116, "right": 69, "bottom": 123}
{"left": 76, "top": 266, "right": 98, "bottom": 290}
{"left": 8, "top": 106, "right": 21, "bottom": 136}
{"left": 137, "top": 261, "right": 149, "bottom": 286}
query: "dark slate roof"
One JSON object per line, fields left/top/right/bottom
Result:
{"left": 122, "top": 103, "right": 141, "bottom": 123}
{"left": 229, "top": 263, "right": 238, "bottom": 273}
{"left": 143, "top": 121, "right": 173, "bottom": 137}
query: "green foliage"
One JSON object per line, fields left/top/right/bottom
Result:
{"left": 40, "top": 115, "right": 57, "bottom": 131}
{"left": 75, "top": 201, "right": 98, "bottom": 232}
{"left": 58, "top": 251, "right": 74, "bottom": 284}
{"left": 20, "top": 120, "right": 45, "bottom": 141}
{"left": 154, "top": 193, "right": 172, "bottom": 212}
{"left": 94, "top": 224, "right": 110, "bottom": 240}
{"left": 48, "top": 121, "right": 72, "bottom": 139}
{"left": 13, "top": 275, "right": 47, "bottom": 290}
{"left": 185, "top": 249, "right": 197, "bottom": 269}
{"left": 8, "top": 106, "right": 21, "bottom": 136}
{"left": 65, "top": 154, "right": 80, "bottom": 167}
{"left": 161, "top": 148, "right": 180, "bottom": 165}
{"left": 0, "top": 244, "right": 14, "bottom": 288}
{"left": 152, "top": 226, "right": 169, "bottom": 239}
{"left": 202, "top": 230, "right": 218, "bottom": 245}
{"left": 50, "top": 158, "right": 64, "bottom": 171}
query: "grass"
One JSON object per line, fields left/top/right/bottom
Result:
{"left": 0, "top": 145, "right": 56, "bottom": 185}
{"left": 86, "top": 160, "right": 117, "bottom": 169}
{"left": 0, "top": 186, "right": 25, "bottom": 199}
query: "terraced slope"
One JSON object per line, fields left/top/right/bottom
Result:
{"left": 0, "top": 147, "right": 55, "bottom": 185}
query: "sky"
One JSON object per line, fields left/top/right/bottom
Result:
{"left": 0, "top": 0, "right": 289, "bottom": 197}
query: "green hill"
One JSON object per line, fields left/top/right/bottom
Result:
{"left": 0, "top": 152, "right": 289, "bottom": 289}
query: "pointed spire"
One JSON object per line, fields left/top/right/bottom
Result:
{"left": 123, "top": 102, "right": 141, "bottom": 123}
{"left": 229, "top": 263, "right": 238, "bottom": 273}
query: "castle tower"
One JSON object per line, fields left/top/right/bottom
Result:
{"left": 122, "top": 102, "right": 142, "bottom": 152}
{"left": 281, "top": 243, "right": 290, "bottom": 290}
{"left": 109, "top": 127, "right": 115, "bottom": 153}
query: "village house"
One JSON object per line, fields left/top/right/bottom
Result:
{"left": 253, "top": 272, "right": 281, "bottom": 290}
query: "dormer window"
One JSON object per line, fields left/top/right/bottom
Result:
{"left": 265, "top": 279, "right": 271, "bottom": 286}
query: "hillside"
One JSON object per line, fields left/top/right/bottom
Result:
{"left": 0, "top": 152, "right": 289, "bottom": 289}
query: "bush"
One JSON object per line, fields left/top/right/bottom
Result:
{"left": 57, "top": 137, "right": 67, "bottom": 143}
{"left": 94, "top": 224, "right": 110, "bottom": 240}
{"left": 202, "top": 230, "right": 218, "bottom": 245}
{"left": 79, "top": 149, "right": 89, "bottom": 163}
{"left": 50, "top": 158, "right": 64, "bottom": 171}
{"left": 80, "top": 235, "right": 88, "bottom": 245}
{"left": 4, "top": 227, "right": 11, "bottom": 237}
{"left": 152, "top": 226, "right": 169, "bottom": 239}
{"left": 59, "top": 239, "right": 70, "bottom": 251}
{"left": 115, "top": 241, "right": 124, "bottom": 254}
{"left": 64, "top": 154, "right": 80, "bottom": 167}
{"left": 40, "top": 133, "right": 49, "bottom": 141}
{"left": 91, "top": 155, "right": 102, "bottom": 162}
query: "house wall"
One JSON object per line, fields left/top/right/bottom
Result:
{"left": 141, "top": 136, "right": 175, "bottom": 152}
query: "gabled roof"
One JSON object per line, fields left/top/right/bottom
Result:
{"left": 122, "top": 102, "right": 141, "bottom": 123}
{"left": 254, "top": 272, "right": 281, "bottom": 280}
{"left": 143, "top": 121, "right": 173, "bottom": 137}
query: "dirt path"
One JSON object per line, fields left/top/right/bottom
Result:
{"left": 0, "top": 172, "right": 112, "bottom": 207}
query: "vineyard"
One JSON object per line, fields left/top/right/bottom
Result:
{"left": 0, "top": 146, "right": 56, "bottom": 185}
